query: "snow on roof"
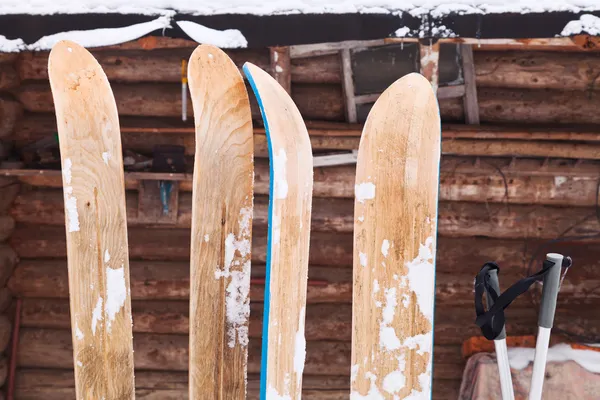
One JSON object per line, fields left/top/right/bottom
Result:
{"left": 0, "top": 0, "right": 599, "bottom": 18}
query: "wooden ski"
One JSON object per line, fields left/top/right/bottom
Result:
{"left": 187, "top": 45, "right": 254, "bottom": 399}
{"left": 243, "top": 62, "right": 313, "bottom": 399}
{"left": 351, "top": 73, "right": 441, "bottom": 399}
{"left": 48, "top": 40, "right": 135, "bottom": 399}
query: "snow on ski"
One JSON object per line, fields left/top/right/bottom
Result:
{"left": 48, "top": 40, "right": 135, "bottom": 399}
{"left": 187, "top": 44, "right": 254, "bottom": 399}
{"left": 243, "top": 62, "right": 313, "bottom": 400}
{"left": 351, "top": 73, "right": 441, "bottom": 399}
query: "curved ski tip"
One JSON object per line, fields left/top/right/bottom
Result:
{"left": 392, "top": 72, "right": 435, "bottom": 94}
{"left": 242, "top": 62, "right": 261, "bottom": 80}
{"left": 48, "top": 40, "right": 98, "bottom": 79}
{"left": 189, "top": 43, "right": 230, "bottom": 67}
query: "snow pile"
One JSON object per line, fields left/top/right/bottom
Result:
{"left": 508, "top": 343, "right": 600, "bottom": 373}
{"left": 561, "top": 14, "right": 600, "bottom": 36}
{"left": 176, "top": 21, "right": 247, "bottom": 48}
{"left": 0, "top": 0, "right": 599, "bottom": 17}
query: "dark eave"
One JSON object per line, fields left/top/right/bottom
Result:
{"left": 0, "top": 10, "right": 599, "bottom": 49}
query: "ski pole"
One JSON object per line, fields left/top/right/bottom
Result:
{"left": 528, "top": 253, "right": 563, "bottom": 400}
{"left": 485, "top": 268, "right": 515, "bottom": 400}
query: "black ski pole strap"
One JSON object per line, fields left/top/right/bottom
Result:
{"left": 474, "top": 262, "right": 505, "bottom": 340}
{"left": 474, "top": 259, "right": 563, "bottom": 340}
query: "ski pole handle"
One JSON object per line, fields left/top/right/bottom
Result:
{"left": 486, "top": 269, "right": 506, "bottom": 340}
{"left": 538, "top": 253, "right": 563, "bottom": 329}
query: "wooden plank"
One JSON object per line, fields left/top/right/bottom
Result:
{"left": 384, "top": 35, "right": 600, "bottom": 52}
{"left": 16, "top": 81, "right": 345, "bottom": 121}
{"left": 14, "top": 369, "right": 351, "bottom": 400}
{"left": 340, "top": 48, "right": 357, "bottom": 123}
{"left": 15, "top": 328, "right": 466, "bottom": 380}
{"left": 187, "top": 45, "right": 254, "bottom": 399}
{"left": 244, "top": 62, "right": 313, "bottom": 397}
{"left": 352, "top": 73, "right": 440, "bottom": 397}
{"left": 270, "top": 47, "right": 292, "bottom": 94}
{"left": 460, "top": 44, "right": 480, "bottom": 124}
{"left": 9, "top": 156, "right": 600, "bottom": 207}
{"left": 290, "top": 39, "right": 387, "bottom": 58}
{"left": 444, "top": 139, "right": 600, "bottom": 159}
{"left": 48, "top": 41, "right": 135, "bottom": 399}
{"left": 437, "top": 84, "right": 466, "bottom": 100}
{"left": 420, "top": 40, "right": 441, "bottom": 92}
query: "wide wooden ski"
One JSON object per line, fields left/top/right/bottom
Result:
{"left": 243, "top": 63, "right": 313, "bottom": 399}
{"left": 48, "top": 40, "right": 135, "bottom": 399}
{"left": 187, "top": 45, "right": 254, "bottom": 398}
{"left": 351, "top": 73, "right": 441, "bottom": 399}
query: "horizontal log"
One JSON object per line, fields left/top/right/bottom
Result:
{"left": 21, "top": 298, "right": 593, "bottom": 347}
{"left": 18, "top": 49, "right": 339, "bottom": 85}
{"left": 10, "top": 260, "right": 351, "bottom": 303}
{"left": 475, "top": 51, "right": 600, "bottom": 91}
{"left": 8, "top": 236, "right": 597, "bottom": 307}
{"left": 17, "top": 328, "right": 464, "bottom": 379}
{"left": 10, "top": 224, "right": 353, "bottom": 266}
{"left": 0, "top": 97, "right": 23, "bottom": 138}
{"left": 6, "top": 156, "right": 600, "bottom": 206}
{"left": 15, "top": 81, "right": 346, "bottom": 121}
{"left": 0, "top": 215, "right": 14, "bottom": 241}
{"left": 0, "top": 64, "right": 19, "bottom": 91}
{"left": 14, "top": 369, "right": 349, "bottom": 400}
{"left": 17, "top": 49, "right": 270, "bottom": 83}
{"left": 20, "top": 299, "right": 351, "bottom": 341}
{"left": 0, "top": 243, "right": 17, "bottom": 287}
{"left": 10, "top": 190, "right": 353, "bottom": 232}
{"left": 0, "top": 315, "right": 10, "bottom": 353}
{"left": 0, "top": 54, "right": 18, "bottom": 64}
{"left": 444, "top": 139, "right": 600, "bottom": 159}
{"left": 0, "top": 179, "right": 19, "bottom": 214}
{"left": 10, "top": 188, "right": 600, "bottom": 239}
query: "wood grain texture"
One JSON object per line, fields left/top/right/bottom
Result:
{"left": 244, "top": 62, "right": 313, "bottom": 398}
{"left": 187, "top": 44, "right": 253, "bottom": 399}
{"left": 352, "top": 73, "right": 441, "bottom": 398}
{"left": 48, "top": 40, "right": 135, "bottom": 399}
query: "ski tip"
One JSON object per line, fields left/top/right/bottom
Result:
{"left": 391, "top": 72, "right": 436, "bottom": 96}
{"left": 189, "top": 44, "right": 230, "bottom": 68}
{"left": 47, "top": 40, "right": 100, "bottom": 83}
{"left": 242, "top": 62, "right": 260, "bottom": 80}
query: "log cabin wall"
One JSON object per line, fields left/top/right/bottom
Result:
{"left": 1, "top": 39, "right": 600, "bottom": 399}
{"left": 0, "top": 52, "right": 22, "bottom": 400}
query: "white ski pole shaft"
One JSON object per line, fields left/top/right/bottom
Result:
{"left": 486, "top": 269, "right": 515, "bottom": 400}
{"left": 529, "top": 253, "right": 563, "bottom": 400}
{"left": 181, "top": 59, "right": 188, "bottom": 122}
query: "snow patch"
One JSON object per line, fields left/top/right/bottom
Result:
{"left": 176, "top": 20, "right": 247, "bottom": 48}
{"left": 508, "top": 343, "right": 600, "bottom": 373}
{"left": 383, "top": 370, "right": 405, "bottom": 394}
{"left": 293, "top": 307, "right": 306, "bottom": 385}
{"left": 405, "top": 236, "right": 435, "bottom": 324}
{"left": 105, "top": 266, "right": 127, "bottom": 332}
{"left": 275, "top": 65, "right": 283, "bottom": 73}
{"left": 214, "top": 207, "right": 252, "bottom": 348}
{"left": 380, "top": 288, "right": 401, "bottom": 351}
{"left": 351, "top": 364, "right": 359, "bottom": 383}
{"left": 63, "top": 158, "right": 73, "bottom": 184}
{"left": 554, "top": 176, "right": 568, "bottom": 187}
{"left": 104, "top": 250, "right": 110, "bottom": 263}
{"left": 359, "top": 252, "right": 368, "bottom": 268}
{"left": 381, "top": 239, "right": 390, "bottom": 257}
{"left": 204, "top": 234, "right": 210, "bottom": 242}
{"left": 350, "top": 372, "right": 384, "bottom": 399}
{"left": 75, "top": 323, "right": 84, "bottom": 340}
{"left": 64, "top": 187, "right": 80, "bottom": 232}
{"left": 355, "top": 182, "right": 376, "bottom": 203}
{"left": 91, "top": 296, "right": 103, "bottom": 335}
{"left": 0, "top": 35, "right": 25, "bottom": 52}
{"left": 395, "top": 26, "right": 411, "bottom": 37}
{"left": 11, "top": 16, "right": 171, "bottom": 52}
{"left": 273, "top": 149, "right": 288, "bottom": 200}
{"left": 561, "top": 14, "right": 600, "bottom": 36}
{"left": 102, "top": 151, "right": 111, "bottom": 165}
